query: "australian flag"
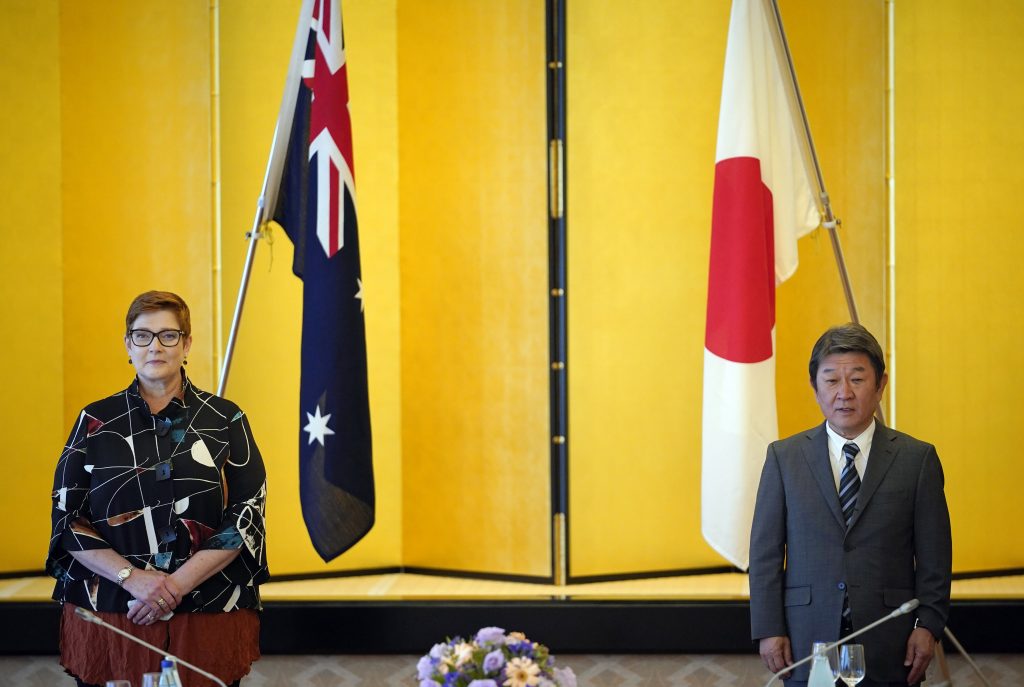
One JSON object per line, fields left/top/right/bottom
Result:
{"left": 274, "top": 0, "right": 374, "bottom": 562}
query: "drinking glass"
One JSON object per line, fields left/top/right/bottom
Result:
{"left": 811, "top": 642, "right": 840, "bottom": 680}
{"left": 105, "top": 681, "right": 131, "bottom": 687}
{"left": 839, "top": 644, "right": 866, "bottom": 686}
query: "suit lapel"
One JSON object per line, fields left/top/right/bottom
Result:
{"left": 849, "top": 424, "right": 898, "bottom": 530}
{"left": 801, "top": 423, "right": 846, "bottom": 530}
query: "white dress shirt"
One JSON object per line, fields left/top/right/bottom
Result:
{"left": 825, "top": 419, "right": 876, "bottom": 491}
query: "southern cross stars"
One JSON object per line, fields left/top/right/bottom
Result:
{"left": 303, "top": 404, "right": 335, "bottom": 446}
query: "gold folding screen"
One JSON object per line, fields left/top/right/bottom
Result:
{"left": 0, "top": 0, "right": 63, "bottom": 571}
{"left": 4, "top": 0, "right": 1020, "bottom": 577}
{"left": 0, "top": 0, "right": 891, "bottom": 577}
{"left": 567, "top": 0, "right": 732, "bottom": 576}
{"left": 895, "top": 0, "right": 1024, "bottom": 571}
{"left": 397, "top": 2, "right": 551, "bottom": 576}
{"left": 59, "top": 2, "right": 216, "bottom": 419}
{"left": 566, "top": 0, "right": 887, "bottom": 576}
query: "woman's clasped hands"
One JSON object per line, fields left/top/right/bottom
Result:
{"left": 122, "top": 568, "right": 183, "bottom": 626}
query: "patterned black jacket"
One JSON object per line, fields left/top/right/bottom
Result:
{"left": 47, "top": 373, "right": 268, "bottom": 613}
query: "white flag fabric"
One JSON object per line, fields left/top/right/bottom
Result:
{"left": 701, "top": 0, "right": 820, "bottom": 570}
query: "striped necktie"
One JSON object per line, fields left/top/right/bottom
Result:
{"left": 839, "top": 441, "right": 861, "bottom": 632}
{"left": 839, "top": 442, "right": 861, "bottom": 527}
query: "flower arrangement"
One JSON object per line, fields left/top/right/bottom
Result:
{"left": 416, "top": 626, "right": 576, "bottom": 687}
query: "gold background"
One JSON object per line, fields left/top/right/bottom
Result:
{"left": 0, "top": 0, "right": 1020, "bottom": 577}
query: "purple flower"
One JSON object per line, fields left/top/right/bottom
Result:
{"left": 553, "top": 666, "right": 577, "bottom": 687}
{"left": 468, "top": 681, "right": 499, "bottom": 687}
{"left": 417, "top": 655, "right": 436, "bottom": 680}
{"left": 429, "top": 642, "right": 447, "bottom": 659}
{"left": 508, "top": 641, "right": 534, "bottom": 657}
{"left": 475, "top": 626, "right": 506, "bottom": 645}
{"left": 482, "top": 649, "right": 505, "bottom": 673}
{"left": 419, "top": 681, "right": 437, "bottom": 687}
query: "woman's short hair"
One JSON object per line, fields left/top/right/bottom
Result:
{"left": 125, "top": 291, "right": 191, "bottom": 337}
{"left": 808, "top": 323, "right": 885, "bottom": 389}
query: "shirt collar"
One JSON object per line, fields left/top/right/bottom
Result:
{"left": 825, "top": 418, "right": 876, "bottom": 461}
{"left": 126, "top": 370, "right": 193, "bottom": 413}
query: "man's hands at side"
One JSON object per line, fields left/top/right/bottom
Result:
{"left": 760, "top": 626, "right": 935, "bottom": 683}
{"left": 904, "top": 627, "right": 935, "bottom": 684}
{"left": 760, "top": 636, "right": 794, "bottom": 678}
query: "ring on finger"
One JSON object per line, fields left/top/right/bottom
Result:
{"left": 156, "top": 597, "right": 167, "bottom": 608}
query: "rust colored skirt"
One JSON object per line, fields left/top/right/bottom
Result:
{"left": 60, "top": 603, "right": 260, "bottom": 687}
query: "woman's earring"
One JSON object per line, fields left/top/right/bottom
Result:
{"left": 128, "top": 357, "right": 132, "bottom": 364}
{"left": 183, "top": 357, "right": 188, "bottom": 366}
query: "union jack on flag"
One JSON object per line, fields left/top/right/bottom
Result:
{"left": 305, "top": 0, "right": 355, "bottom": 259}
{"left": 275, "top": 0, "right": 374, "bottom": 562}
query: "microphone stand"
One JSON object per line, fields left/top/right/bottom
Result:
{"left": 75, "top": 607, "right": 228, "bottom": 687}
{"left": 943, "top": 626, "right": 993, "bottom": 687}
{"left": 762, "top": 599, "right": 920, "bottom": 687}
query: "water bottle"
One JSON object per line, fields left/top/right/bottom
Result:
{"left": 157, "top": 658, "right": 182, "bottom": 687}
{"left": 808, "top": 642, "right": 835, "bottom": 687}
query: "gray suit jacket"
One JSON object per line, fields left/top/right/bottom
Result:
{"left": 749, "top": 422, "right": 952, "bottom": 683}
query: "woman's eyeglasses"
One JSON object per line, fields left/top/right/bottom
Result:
{"left": 128, "top": 329, "right": 185, "bottom": 347}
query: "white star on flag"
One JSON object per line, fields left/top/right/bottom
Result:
{"left": 303, "top": 404, "right": 335, "bottom": 446}
{"left": 355, "top": 277, "right": 364, "bottom": 312}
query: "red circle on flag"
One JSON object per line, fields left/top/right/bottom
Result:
{"left": 705, "top": 156, "right": 776, "bottom": 364}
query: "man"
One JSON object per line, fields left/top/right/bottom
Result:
{"left": 749, "top": 324, "right": 951, "bottom": 686}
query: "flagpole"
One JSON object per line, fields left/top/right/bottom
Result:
{"left": 764, "top": 0, "right": 888, "bottom": 426}
{"left": 218, "top": 0, "right": 315, "bottom": 395}
{"left": 765, "top": 0, "right": 860, "bottom": 325}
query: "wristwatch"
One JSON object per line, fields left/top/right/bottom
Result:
{"left": 116, "top": 566, "right": 133, "bottom": 586}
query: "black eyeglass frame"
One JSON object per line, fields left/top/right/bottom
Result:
{"left": 127, "top": 329, "right": 186, "bottom": 347}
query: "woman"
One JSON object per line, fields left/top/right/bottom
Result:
{"left": 47, "top": 291, "right": 268, "bottom": 687}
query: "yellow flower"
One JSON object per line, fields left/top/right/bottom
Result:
{"left": 503, "top": 657, "right": 541, "bottom": 687}
{"left": 507, "top": 632, "right": 528, "bottom": 643}
{"left": 454, "top": 641, "right": 475, "bottom": 667}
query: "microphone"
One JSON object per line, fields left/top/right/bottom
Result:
{"left": 74, "top": 607, "right": 227, "bottom": 687}
{"left": 761, "top": 598, "right": 920, "bottom": 687}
